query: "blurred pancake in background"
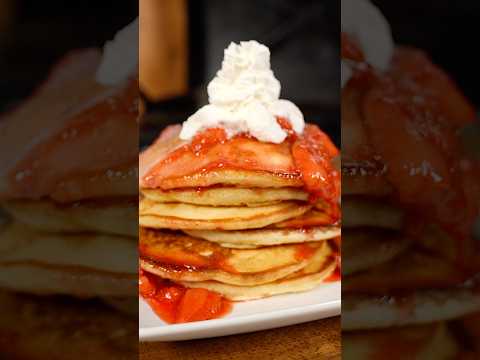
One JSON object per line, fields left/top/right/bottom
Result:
{"left": 0, "top": 17, "right": 139, "bottom": 360}
{"left": 2, "top": 198, "right": 137, "bottom": 237}
{"left": 0, "top": 45, "right": 138, "bottom": 307}
{"left": 342, "top": 323, "right": 458, "bottom": 360}
{"left": 341, "top": 0, "right": 480, "bottom": 356}
{"left": 0, "top": 291, "right": 137, "bottom": 360}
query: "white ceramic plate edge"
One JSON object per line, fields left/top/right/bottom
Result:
{"left": 140, "top": 298, "right": 340, "bottom": 342}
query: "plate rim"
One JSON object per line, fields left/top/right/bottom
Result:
{"left": 139, "top": 284, "right": 341, "bottom": 342}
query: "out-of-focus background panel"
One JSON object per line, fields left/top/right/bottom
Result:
{"left": 373, "top": 0, "right": 480, "bottom": 106}
{"left": 0, "top": 0, "right": 136, "bottom": 112}
{"left": 140, "top": 0, "right": 188, "bottom": 101}
{"left": 0, "top": 0, "right": 14, "bottom": 33}
{"left": 205, "top": 0, "right": 339, "bottom": 106}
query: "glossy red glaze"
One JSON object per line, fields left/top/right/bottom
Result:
{"left": 324, "top": 243, "right": 341, "bottom": 283}
{"left": 277, "top": 116, "right": 298, "bottom": 141}
{"left": 325, "top": 268, "right": 341, "bottom": 283}
{"left": 345, "top": 47, "right": 480, "bottom": 268}
{"left": 138, "top": 229, "right": 238, "bottom": 273}
{"left": 294, "top": 244, "right": 318, "bottom": 261}
{"left": 141, "top": 126, "right": 302, "bottom": 189}
{"left": 141, "top": 121, "right": 340, "bottom": 209}
{"left": 139, "top": 269, "right": 231, "bottom": 324}
{"left": 292, "top": 125, "right": 341, "bottom": 206}
{"left": 341, "top": 32, "right": 365, "bottom": 62}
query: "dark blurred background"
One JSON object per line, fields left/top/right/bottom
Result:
{"left": 373, "top": 0, "right": 480, "bottom": 107}
{"left": 2, "top": 0, "right": 479, "bottom": 148}
{"left": 0, "top": 0, "right": 136, "bottom": 111}
{"left": 140, "top": 0, "right": 480, "bottom": 148}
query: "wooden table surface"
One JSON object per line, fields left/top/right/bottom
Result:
{"left": 140, "top": 317, "right": 340, "bottom": 360}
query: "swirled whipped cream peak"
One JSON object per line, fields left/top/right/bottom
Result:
{"left": 96, "top": 18, "right": 139, "bottom": 86}
{"left": 180, "top": 40, "right": 305, "bottom": 144}
{"left": 341, "top": 0, "right": 394, "bottom": 87}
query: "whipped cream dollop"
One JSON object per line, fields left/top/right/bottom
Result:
{"left": 341, "top": 0, "right": 394, "bottom": 87}
{"left": 96, "top": 18, "right": 139, "bottom": 86}
{"left": 180, "top": 41, "right": 304, "bottom": 144}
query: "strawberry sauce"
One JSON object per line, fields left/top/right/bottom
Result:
{"left": 140, "top": 269, "right": 231, "bottom": 324}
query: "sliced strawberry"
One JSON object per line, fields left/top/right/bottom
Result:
{"left": 203, "top": 292, "right": 226, "bottom": 319}
{"left": 175, "top": 288, "right": 210, "bottom": 323}
{"left": 138, "top": 269, "right": 157, "bottom": 298}
{"left": 143, "top": 247, "right": 211, "bottom": 269}
{"left": 362, "top": 55, "right": 480, "bottom": 258}
{"left": 142, "top": 129, "right": 299, "bottom": 189}
{"left": 391, "top": 47, "right": 476, "bottom": 127}
{"left": 147, "top": 284, "right": 185, "bottom": 325}
{"left": 292, "top": 125, "right": 340, "bottom": 205}
{"left": 139, "top": 231, "right": 212, "bottom": 269}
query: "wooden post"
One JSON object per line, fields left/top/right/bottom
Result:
{"left": 140, "top": 0, "right": 189, "bottom": 101}
{"left": 0, "top": 0, "right": 14, "bottom": 34}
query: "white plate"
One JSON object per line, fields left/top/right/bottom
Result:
{"left": 139, "top": 281, "right": 340, "bottom": 341}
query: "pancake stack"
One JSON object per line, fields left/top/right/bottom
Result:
{"left": 0, "top": 49, "right": 138, "bottom": 357}
{"left": 341, "top": 43, "right": 480, "bottom": 357}
{"left": 139, "top": 125, "right": 341, "bottom": 304}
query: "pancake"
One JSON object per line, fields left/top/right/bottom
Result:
{"left": 273, "top": 209, "right": 337, "bottom": 228}
{"left": 180, "top": 256, "right": 336, "bottom": 301}
{"left": 101, "top": 297, "right": 138, "bottom": 317}
{"left": 2, "top": 198, "right": 138, "bottom": 237}
{"left": 0, "top": 263, "right": 136, "bottom": 298}
{"left": 50, "top": 162, "right": 138, "bottom": 203}
{"left": 141, "top": 187, "right": 308, "bottom": 207}
{"left": 342, "top": 288, "right": 480, "bottom": 331}
{"left": 342, "top": 322, "right": 459, "bottom": 360}
{"left": 139, "top": 228, "right": 323, "bottom": 276}
{"left": 343, "top": 250, "right": 467, "bottom": 294}
{"left": 342, "top": 228, "right": 411, "bottom": 276}
{"left": 0, "top": 291, "right": 137, "bottom": 360}
{"left": 343, "top": 196, "right": 404, "bottom": 230}
{"left": 342, "top": 171, "right": 393, "bottom": 197}
{"left": 415, "top": 222, "right": 471, "bottom": 264}
{"left": 185, "top": 227, "right": 340, "bottom": 249}
{"left": 0, "top": 222, "right": 137, "bottom": 274}
{"left": 152, "top": 169, "right": 304, "bottom": 190}
{"left": 139, "top": 198, "right": 311, "bottom": 230}
{"left": 140, "top": 241, "right": 331, "bottom": 286}
{"left": 141, "top": 258, "right": 309, "bottom": 286}
{"left": 0, "top": 49, "right": 138, "bottom": 202}
{"left": 0, "top": 222, "right": 136, "bottom": 297}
